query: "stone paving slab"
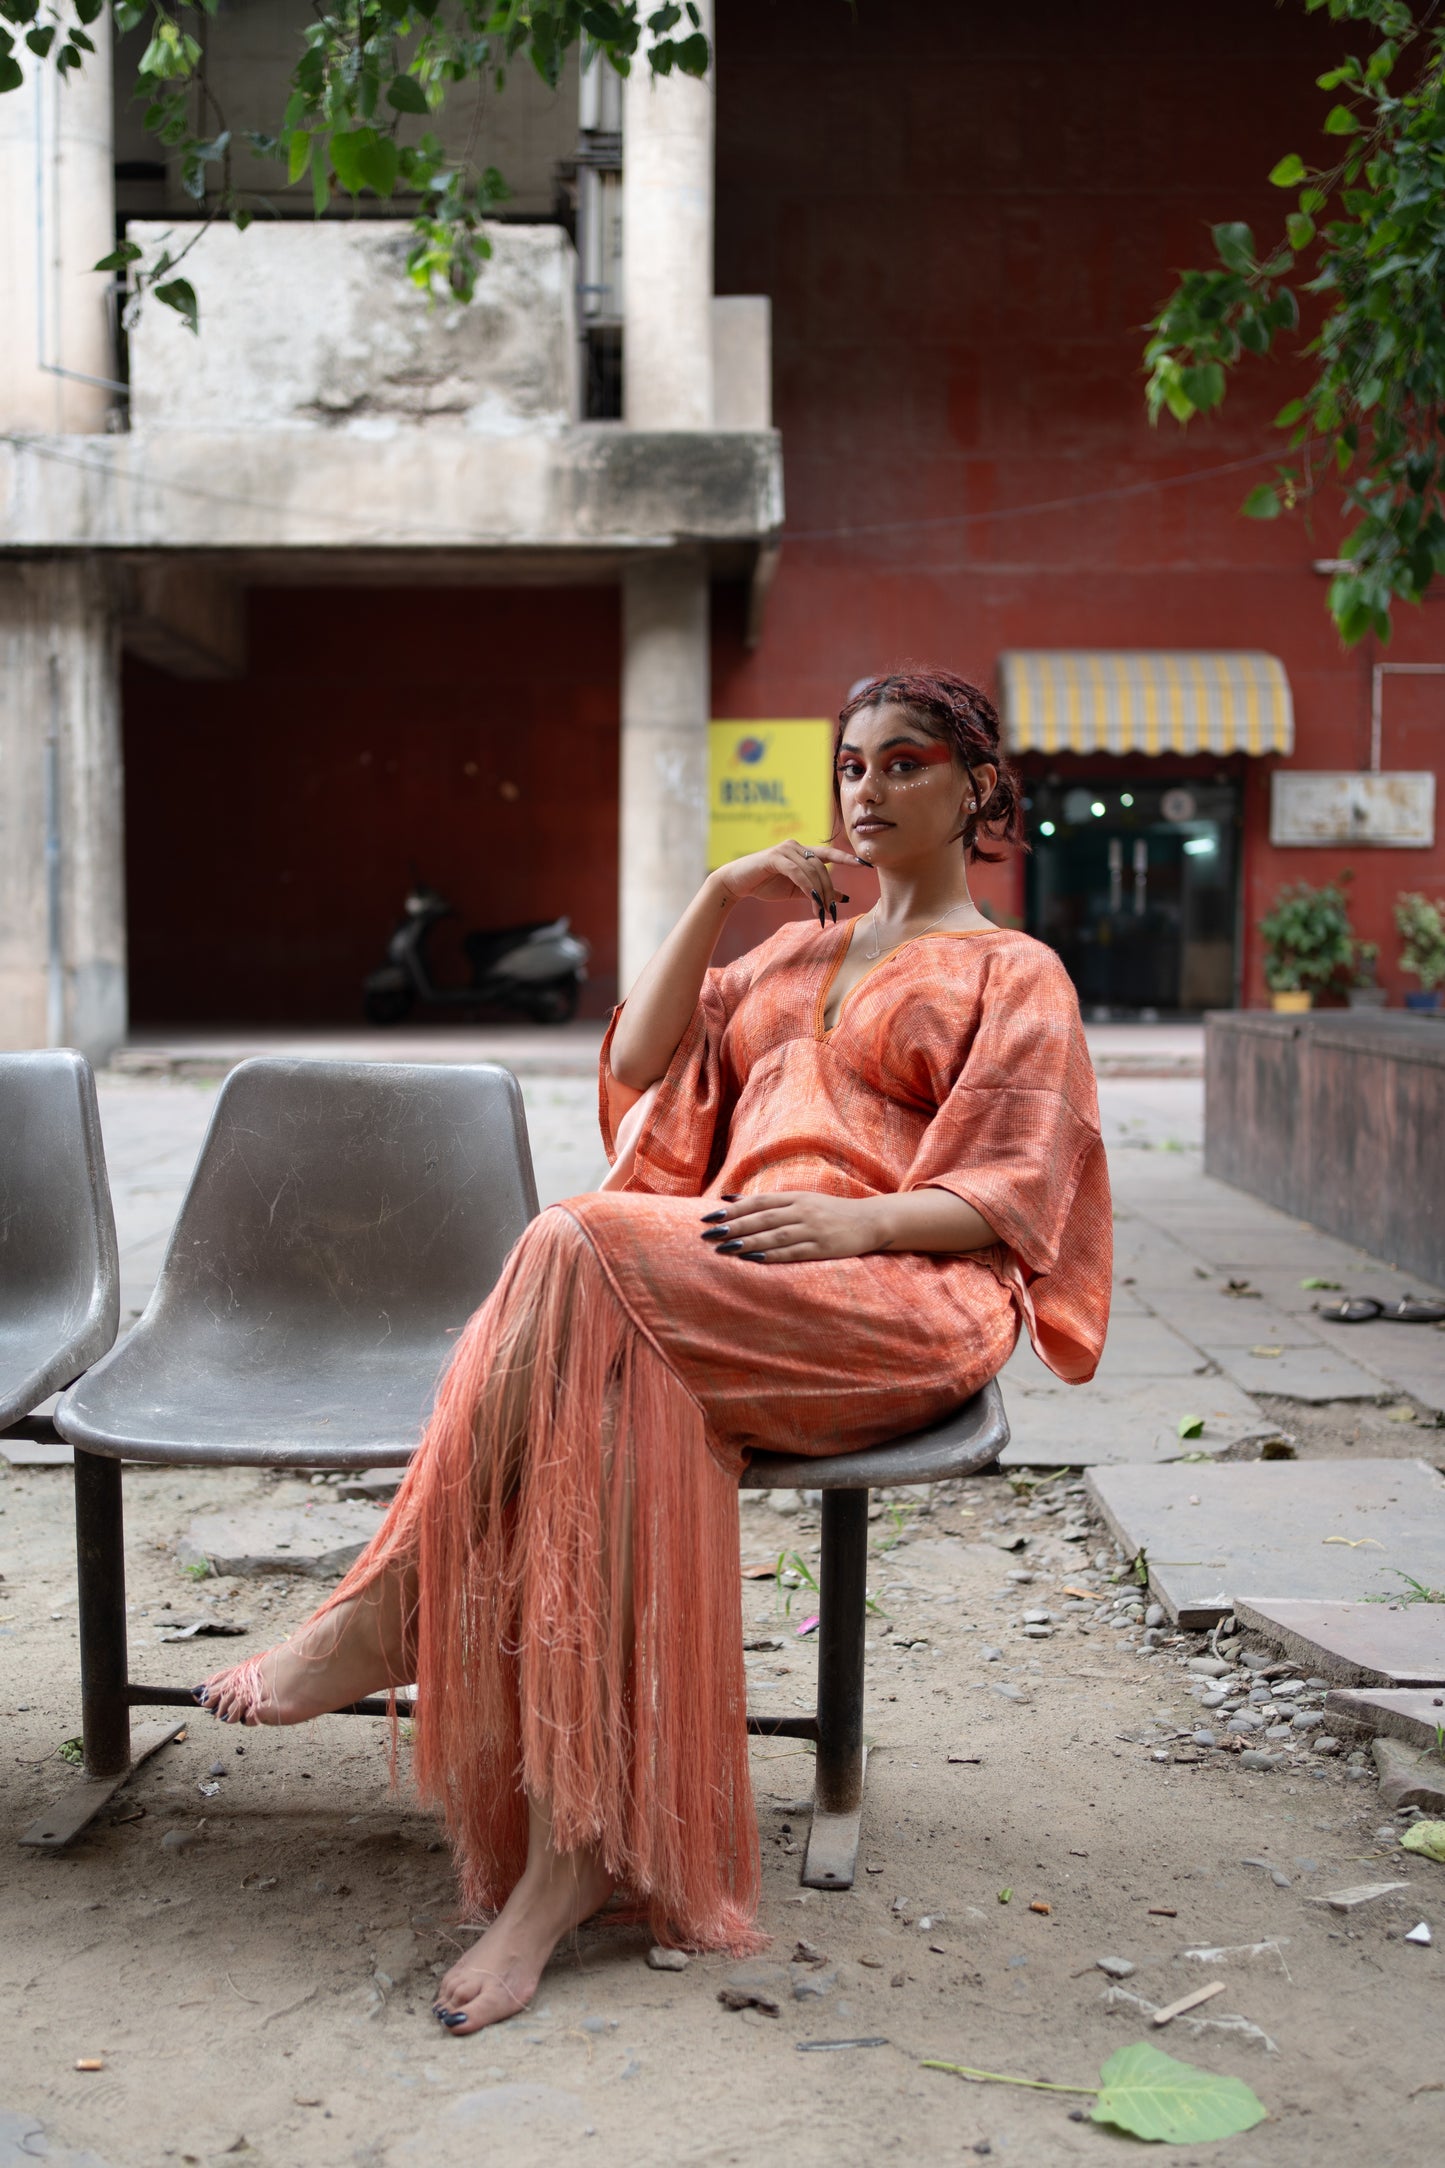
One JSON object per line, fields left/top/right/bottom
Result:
{"left": 1202, "top": 1343, "right": 1391, "bottom": 1403}
{"left": 1084, "top": 1458, "right": 1445, "bottom": 1627}
{"left": 1232, "top": 1597, "right": 1445, "bottom": 1686}
{"left": 177, "top": 1502, "right": 386, "bottom": 1578}
{"left": 1323, "top": 1684, "right": 1445, "bottom": 1753}
{"left": 999, "top": 1362, "right": 1273, "bottom": 1467}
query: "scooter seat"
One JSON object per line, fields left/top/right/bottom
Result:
{"left": 463, "top": 920, "right": 562, "bottom": 979}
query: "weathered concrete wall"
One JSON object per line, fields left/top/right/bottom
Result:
{"left": 1205, "top": 1011, "right": 1445, "bottom": 1285}
{"left": 0, "top": 23, "right": 115, "bottom": 433}
{"left": 125, "top": 221, "right": 579, "bottom": 435}
{"left": 0, "top": 561, "right": 126, "bottom": 1062}
{"left": 620, "top": 556, "right": 710, "bottom": 991}
{"left": 0, "top": 427, "right": 782, "bottom": 557}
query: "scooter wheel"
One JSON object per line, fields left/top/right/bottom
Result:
{"left": 524, "top": 980, "right": 581, "bottom": 1024}
{"left": 364, "top": 987, "right": 415, "bottom": 1026}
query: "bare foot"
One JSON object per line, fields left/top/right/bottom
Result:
{"left": 196, "top": 1577, "right": 413, "bottom": 1726}
{"left": 434, "top": 1814, "right": 615, "bottom": 2035}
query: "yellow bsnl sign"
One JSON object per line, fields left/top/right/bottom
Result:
{"left": 707, "top": 719, "right": 834, "bottom": 870}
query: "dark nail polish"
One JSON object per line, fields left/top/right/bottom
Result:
{"left": 721, "top": 1193, "right": 742, "bottom": 1202}
{"left": 443, "top": 2014, "right": 467, "bottom": 2029}
{"left": 744, "top": 1250, "right": 769, "bottom": 1263}
{"left": 810, "top": 888, "right": 822, "bottom": 905}
{"left": 700, "top": 1228, "right": 730, "bottom": 1242}
{"left": 829, "top": 904, "right": 837, "bottom": 924}
{"left": 716, "top": 1240, "right": 743, "bottom": 1254}
{"left": 839, "top": 894, "right": 850, "bottom": 902}
{"left": 701, "top": 1208, "right": 728, "bottom": 1223}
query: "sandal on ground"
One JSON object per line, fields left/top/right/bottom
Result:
{"left": 1316, "top": 1295, "right": 1445, "bottom": 1325}
{"left": 1381, "top": 1297, "right": 1445, "bottom": 1324}
{"left": 1315, "top": 1298, "right": 1382, "bottom": 1323}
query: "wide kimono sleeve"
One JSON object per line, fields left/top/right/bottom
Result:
{"left": 597, "top": 946, "right": 759, "bottom": 1196}
{"left": 900, "top": 941, "right": 1112, "bottom": 1383}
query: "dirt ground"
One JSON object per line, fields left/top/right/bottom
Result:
{"left": 4, "top": 1426, "right": 1441, "bottom": 2168}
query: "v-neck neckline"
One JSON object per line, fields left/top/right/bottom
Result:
{"left": 814, "top": 917, "right": 1002, "bottom": 1039}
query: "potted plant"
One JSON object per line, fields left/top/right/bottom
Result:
{"left": 1395, "top": 892, "right": 1445, "bottom": 1012}
{"left": 1346, "top": 938, "right": 1387, "bottom": 1008}
{"left": 1258, "top": 880, "right": 1355, "bottom": 1013}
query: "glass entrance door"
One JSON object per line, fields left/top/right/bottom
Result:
{"left": 1024, "top": 778, "right": 1240, "bottom": 1015}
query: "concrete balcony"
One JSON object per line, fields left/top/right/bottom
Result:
{"left": 0, "top": 221, "right": 782, "bottom": 585}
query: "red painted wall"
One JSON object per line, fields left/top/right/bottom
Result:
{"left": 712, "top": 0, "right": 1445, "bottom": 1003}
{"left": 125, "top": 585, "right": 620, "bottom": 1023}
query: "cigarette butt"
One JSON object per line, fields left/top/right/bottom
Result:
{"left": 1147, "top": 1906, "right": 1177, "bottom": 1917}
{"left": 1028, "top": 1900, "right": 1051, "bottom": 1915}
{"left": 75, "top": 2058, "right": 104, "bottom": 2072}
{"left": 1152, "top": 1980, "right": 1226, "bottom": 2027}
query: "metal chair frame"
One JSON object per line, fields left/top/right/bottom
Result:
{"left": 739, "top": 1380, "right": 1009, "bottom": 1890}
{"left": 25, "top": 1053, "right": 1008, "bottom": 1891}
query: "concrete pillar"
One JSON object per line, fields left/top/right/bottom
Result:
{"left": 0, "top": 20, "right": 117, "bottom": 432}
{"left": 0, "top": 562, "right": 127, "bottom": 1062}
{"left": 619, "top": 555, "right": 710, "bottom": 991}
{"left": 622, "top": 1, "right": 714, "bottom": 427}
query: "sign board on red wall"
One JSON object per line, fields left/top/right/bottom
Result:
{"left": 707, "top": 720, "right": 833, "bottom": 869}
{"left": 1270, "top": 771, "right": 1435, "bottom": 848}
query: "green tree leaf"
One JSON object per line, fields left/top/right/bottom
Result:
{"left": 328, "top": 127, "right": 372, "bottom": 194}
{"left": 1323, "top": 103, "right": 1359, "bottom": 135}
{"left": 1242, "top": 483, "right": 1282, "bottom": 519}
{"left": 153, "top": 278, "right": 199, "bottom": 335}
{"left": 358, "top": 133, "right": 399, "bottom": 197}
{"left": 93, "top": 241, "right": 143, "bottom": 272}
{"left": 1269, "top": 152, "right": 1307, "bottom": 187}
{"left": 1177, "top": 1415, "right": 1205, "bottom": 1439}
{"left": 1286, "top": 210, "right": 1314, "bottom": 250}
{"left": 1212, "top": 221, "right": 1255, "bottom": 273}
{"left": 1092, "top": 2044, "right": 1267, "bottom": 2145}
{"left": 0, "top": 52, "right": 21, "bottom": 89}
{"left": 387, "top": 74, "right": 430, "bottom": 114}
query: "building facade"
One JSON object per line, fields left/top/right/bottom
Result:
{"left": 2, "top": 0, "right": 1441, "bottom": 1055}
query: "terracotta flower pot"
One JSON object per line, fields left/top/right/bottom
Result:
{"left": 1270, "top": 990, "right": 1313, "bottom": 1014}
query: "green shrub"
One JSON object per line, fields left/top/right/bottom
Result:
{"left": 1395, "top": 893, "right": 1445, "bottom": 991}
{"left": 1258, "top": 880, "right": 1355, "bottom": 994}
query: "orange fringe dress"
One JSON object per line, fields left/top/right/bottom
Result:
{"left": 326, "top": 920, "right": 1111, "bottom": 1954}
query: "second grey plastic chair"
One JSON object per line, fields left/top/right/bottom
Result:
{"left": 47, "top": 1058, "right": 538, "bottom": 1832}
{"left": 0, "top": 1049, "right": 118, "bottom": 1434}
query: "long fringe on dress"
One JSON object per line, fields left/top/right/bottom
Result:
{"left": 320, "top": 1208, "right": 763, "bottom": 1956}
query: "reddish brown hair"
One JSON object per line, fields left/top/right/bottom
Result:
{"left": 833, "top": 667, "right": 1026, "bottom": 863}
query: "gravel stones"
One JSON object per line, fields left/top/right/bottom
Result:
{"left": 646, "top": 1947, "right": 689, "bottom": 1972}
{"left": 1239, "top": 1750, "right": 1285, "bottom": 1771}
{"left": 1188, "top": 1657, "right": 1231, "bottom": 1678}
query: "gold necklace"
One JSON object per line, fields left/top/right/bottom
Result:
{"left": 866, "top": 899, "right": 971, "bottom": 960}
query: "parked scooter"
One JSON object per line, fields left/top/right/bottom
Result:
{"left": 363, "top": 883, "right": 590, "bottom": 1025}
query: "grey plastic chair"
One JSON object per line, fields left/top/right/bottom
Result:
{"left": 0, "top": 1050, "right": 119, "bottom": 1433}
{"left": 43, "top": 1058, "right": 538, "bottom": 1838}
{"left": 741, "top": 1378, "right": 1009, "bottom": 1891}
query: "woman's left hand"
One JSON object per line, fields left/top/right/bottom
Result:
{"left": 700, "top": 1191, "right": 888, "bottom": 1264}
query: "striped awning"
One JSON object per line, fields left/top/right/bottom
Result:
{"left": 1000, "top": 650, "right": 1293, "bottom": 757}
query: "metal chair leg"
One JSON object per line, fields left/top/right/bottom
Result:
{"left": 74, "top": 1448, "right": 130, "bottom": 1780}
{"left": 802, "top": 1486, "right": 869, "bottom": 1890}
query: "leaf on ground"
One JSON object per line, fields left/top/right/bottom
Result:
{"left": 1092, "top": 2042, "right": 1267, "bottom": 2144}
{"left": 1177, "top": 1415, "right": 1205, "bottom": 1439}
{"left": 1400, "top": 1821, "right": 1445, "bottom": 1863}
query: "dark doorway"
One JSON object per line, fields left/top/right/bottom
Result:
{"left": 1025, "top": 777, "right": 1241, "bottom": 1016}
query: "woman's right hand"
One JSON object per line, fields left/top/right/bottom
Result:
{"left": 713, "top": 839, "right": 864, "bottom": 927}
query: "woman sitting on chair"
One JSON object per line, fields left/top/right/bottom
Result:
{"left": 198, "top": 667, "right": 1111, "bottom": 2034}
